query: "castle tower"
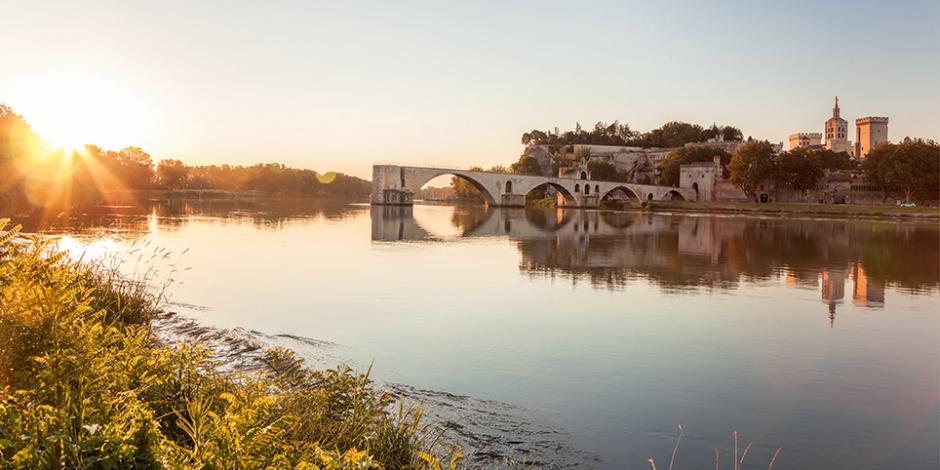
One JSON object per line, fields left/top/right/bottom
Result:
{"left": 854, "top": 116, "right": 889, "bottom": 159}
{"left": 825, "top": 96, "right": 850, "bottom": 153}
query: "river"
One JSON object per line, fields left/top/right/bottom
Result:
{"left": 20, "top": 198, "right": 940, "bottom": 469}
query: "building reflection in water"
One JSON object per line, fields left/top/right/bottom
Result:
{"left": 372, "top": 205, "right": 939, "bottom": 326}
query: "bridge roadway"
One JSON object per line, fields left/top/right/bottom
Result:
{"left": 371, "top": 164, "right": 694, "bottom": 207}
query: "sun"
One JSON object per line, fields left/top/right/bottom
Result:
{"left": 15, "top": 73, "right": 143, "bottom": 153}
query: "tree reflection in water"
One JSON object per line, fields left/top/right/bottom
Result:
{"left": 374, "top": 205, "right": 939, "bottom": 324}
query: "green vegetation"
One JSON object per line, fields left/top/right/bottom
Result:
{"left": 727, "top": 142, "right": 859, "bottom": 199}
{"left": 0, "top": 104, "right": 370, "bottom": 213}
{"left": 725, "top": 139, "right": 939, "bottom": 202}
{"left": 521, "top": 121, "right": 743, "bottom": 148}
{"left": 508, "top": 156, "right": 542, "bottom": 176}
{"left": 0, "top": 219, "right": 455, "bottom": 469}
{"left": 587, "top": 160, "right": 630, "bottom": 183}
{"left": 862, "top": 139, "right": 940, "bottom": 202}
{"left": 727, "top": 141, "right": 779, "bottom": 199}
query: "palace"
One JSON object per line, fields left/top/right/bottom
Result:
{"left": 788, "top": 96, "right": 889, "bottom": 159}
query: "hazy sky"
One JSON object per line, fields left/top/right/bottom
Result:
{"left": 3, "top": 0, "right": 938, "bottom": 178}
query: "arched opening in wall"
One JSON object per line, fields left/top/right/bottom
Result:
{"left": 505, "top": 180, "right": 513, "bottom": 194}
{"left": 580, "top": 171, "right": 587, "bottom": 180}
{"left": 584, "top": 185, "right": 590, "bottom": 195}
{"left": 647, "top": 193, "right": 654, "bottom": 201}
{"left": 524, "top": 182, "right": 577, "bottom": 208}
{"left": 692, "top": 182, "right": 700, "bottom": 202}
{"left": 417, "top": 173, "right": 495, "bottom": 206}
{"left": 575, "top": 184, "right": 580, "bottom": 193}
{"left": 599, "top": 186, "right": 641, "bottom": 210}
{"left": 594, "top": 185, "right": 599, "bottom": 194}
{"left": 665, "top": 190, "right": 686, "bottom": 201}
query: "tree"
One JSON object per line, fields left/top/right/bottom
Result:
{"left": 509, "top": 155, "right": 543, "bottom": 175}
{"left": 729, "top": 141, "right": 778, "bottom": 199}
{"left": 861, "top": 143, "right": 891, "bottom": 199}
{"left": 587, "top": 160, "right": 628, "bottom": 182}
{"left": 115, "top": 147, "right": 154, "bottom": 189}
{"left": 157, "top": 159, "right": 189, "bottom": 189}
{"left": 451, "top": 166, "right": 484, "bottom": 199}
{"left": 864, "top": 140, "right": 940, "bottom": 202}
{"left": 657, "top": 146, "right": 731, "bottom": 186}
{"left": 814, "top": 149, "right": 855, "bottom": 171}
{"left": 775, "top": 148, "right": 824, "bottom": 191}
{"left": 0, "top": 104, "right": 41, "bottom": 188}
{"left": 521, "top": 129, "right": 548, "bottom": 146}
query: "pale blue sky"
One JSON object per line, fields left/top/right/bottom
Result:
{"left": 2, "top": 0, "right": 937, "bottom": 177}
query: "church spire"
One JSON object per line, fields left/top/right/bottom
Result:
{"left": 833, "top": 95, "right": 840, "bottom": 119}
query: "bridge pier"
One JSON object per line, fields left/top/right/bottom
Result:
{"left": 500, "top": 194, "right": 526, "bottom": 207}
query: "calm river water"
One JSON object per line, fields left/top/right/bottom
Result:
{"left": 22, "top": 199, "right": 940, "bottom": 469}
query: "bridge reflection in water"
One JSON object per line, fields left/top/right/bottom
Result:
{"left": 372, "top": 204, "right": 940, "bottom": 326}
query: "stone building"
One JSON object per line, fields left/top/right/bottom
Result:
{"left": 788, "top": 132, "right": 822, "bottom": 150}
{"left": 678, "top": 157, "right": 720, "bottom": 202}
{"left": 854, "top": 116, "right": 889, "bottom": 158}
{"left": 825, "top": 96, "right": 852, "bottom": 153}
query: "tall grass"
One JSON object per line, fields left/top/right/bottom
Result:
{"left": 0, "top": 218, "right": 456, "bottom": 469}
{"left": 647, "top": 425, "right": 782, "bottom": 470}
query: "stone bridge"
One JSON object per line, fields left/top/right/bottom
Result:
{"left": 371, "top": 164, "right": 693, "bottom": 207}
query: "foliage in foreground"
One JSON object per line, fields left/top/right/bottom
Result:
{"left": 0, "top": 219, "right": 455, "bottom": 469}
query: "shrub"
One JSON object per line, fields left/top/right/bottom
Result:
{"left": 0, "top": 219, "right": 453, "bottom": 469}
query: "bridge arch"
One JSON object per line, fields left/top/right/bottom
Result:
{"left": 665, "top": 190, "right": 686, "bottom": 201}
{"left": 525, "top": 182, "right": 577, "bottom": 205}
{"left": 600, "top": 185, "right": 642, "bottom": 203}
{"left": 414, "top": 171, "right": 497, "bottom": 204}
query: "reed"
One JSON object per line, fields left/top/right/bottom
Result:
{"left": 648, "top": 426, "right": 782, "bottom": 470}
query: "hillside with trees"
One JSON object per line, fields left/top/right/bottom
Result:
{"left": 521, "top": 121, "right": 743, "bottom": 148}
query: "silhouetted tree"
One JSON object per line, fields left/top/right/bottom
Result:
{"left": 156, "top": 159, "right": 189, "bottom": 189}
{"left": 729, "top": 141, "right": 777, "bottom": 199}
{"left": 863, "top": 140, "right": 940, "bottom": 202}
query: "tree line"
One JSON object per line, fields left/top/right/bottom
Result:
{"left": 0, "top": 104, "right": 370, "bottom": 210}
{"left": 521, "top": 121, "right": 743, "bottom": 148}
{"left": 726, "top": 139, "right": 938, "bottom": 201}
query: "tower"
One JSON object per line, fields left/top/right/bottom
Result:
{"left": 854, "top": 116, "right": 889, "bottom": 159}
{"left": 825, "top": 96, "right": 850, "bottom": 153}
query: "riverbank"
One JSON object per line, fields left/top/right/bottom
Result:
{"left": 0, "top": 218, "right": 452, "bottom": 469}
{"left": 644, "top": 201, "right": 940, "bottom": 220}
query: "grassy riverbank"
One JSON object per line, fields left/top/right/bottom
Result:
{"left": 0, "top": 219, "right": 453, "bottom": 469}
{"left": 645, "top": 201, "right": 940, "bottom": 219}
